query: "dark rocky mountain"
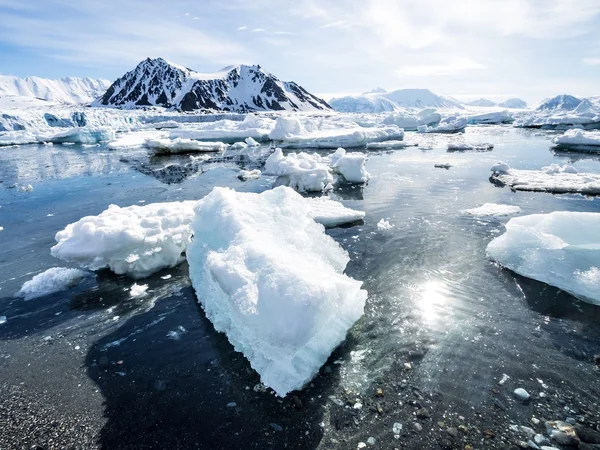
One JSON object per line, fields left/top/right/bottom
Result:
{"left": 95, "top": 58, "right": 331, "bottom": 112}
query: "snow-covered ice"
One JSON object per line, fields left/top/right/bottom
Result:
{"left": 264, "top": 148, "right": 334, "bottom": 193}
{"left": 331, "top": 149, "right": 370, "bottom": 183}
{"left": 377, "top": 219, "right": 394, "bottom": 230}
{"left": 465, "top": 203, "right": 522, "bottom": 217}
{"left": 168, "top": 114, "right": 273, "bottom": 143}
{"left": 490, "top": 162, "right": 600, "bottom": 195}
{"left": 36, "top": 127, "right": 115, "bottom": 145}
{"left": 467, "top": 111, "right": 513, "bottom": 125}
{"left": 552, "top": 129, "right": 600, "bottom": 150}
{"left": 487, "top": 212, "right": 600, "bottom": 305}
{"left": 447, "top": 142, "right": 494, "bottom": 151}
{"left": 382, "top": 109, "right": 441, "bottom": 131}
{"left": 418, "top": 116, "right": 467, "bottom": 133}
{"left": 0, "top": 131, "right": 38, "bottom": 146}
{"left": 237, "top": 169, "right": 261, "bottom": 180}
{"left": 130, "top": 283, "right": 149, "bottom": 298}
{"left": 304, "top": 196, "right": 365, "bottom": 228}
{"left": 107, "top": 130, "right": 168, "bottom": 150}
{"left": 144, "top": 138, "right": 227, "bottom": 154}
{"left": 365, "top": 140, "right": 417, "bottom": 150}
{"left": 51, "top": 200, "right": 197, "bottom": 279}
{"left": 186, "top": 186, "right": 367, "bottom": 396}
{"left": 16, "top": 267, "right": 89, "bottom": 300}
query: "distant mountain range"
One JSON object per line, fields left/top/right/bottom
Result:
{"left": 329, "top": 89, "right": 464, "bottom": 113}
{"left": 0, "top": 76, "right": 110, "bottom": 104}
{"left": 95, "top": 58, "right": 331, "bottom": 112}
{"left": 465, "top": 98, "right": 528, "bottom": 109}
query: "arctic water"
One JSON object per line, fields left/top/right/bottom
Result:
{"left": 0, "top": 126, "right": 599, "bottom": 449}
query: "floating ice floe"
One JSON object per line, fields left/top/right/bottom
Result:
{"left": 107, "top": 130, "right": 168, "bottom": 150}
{"left": 264, "top": 148, "right": 334, "bottom": 192}
{"left": 130, "top": 283, "right": 149, "bottom": 298}
{"left": 269, "top": 116, "right": 404, "bottom": 149}
{"left": 490, "top": 162, "right": 600, "bottom": 195}
{"left": 16, "top": 267, "right": 89, "bottom": 300}
{"left": 465, "top": 203, "right": 522, "bottom": 217}
{"left": 467, "top": 111, "right": 513, "bottom": 125}
{"left": 365, "top": 140, "right": 417, "bottom": 150}
{"left": 552, "top": 129, "right": 600, "bottom": 150}
{"left": 487, "top": 211, "right": 600, "bottom": 305}
{"left": 331, "top": 149, "right": 370, "bottom": 183}
{"left": 377, "top": 219, "right": 394, "bottom": 230}
{"left": 144, "top": 138, "right": 228, "bottom": 155}
{"left": 382, "top": 109, "right": 441, "bottom": 131}
{"left": 514, "top": 96, "right": 600, "bottom": 129}
{"left": 36, "top": 127, "right": 115, "bottom": 145}
{"left": 51, "top": 190, "right": 365, "bottom": 278}
{"left": 418, "top": 116, "right": 467, "bottom": 133}
{"left": 51, "top": 200, "right": 198, "bottom": 279}
{"left": 237, "top": 169, "right": 261, "bottom": 180}
{"left": 186, "top": 186, "right": 367, "bottom": 396}
{"left": 168, "top": 114, "right": 273, "bottom": 143}
{"left": 447, "top": 142, "right": 494, "bottom": 151}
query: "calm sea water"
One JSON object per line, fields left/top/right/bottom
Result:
{"left": 0, "top": 126, "right": 599, "bottom": 449}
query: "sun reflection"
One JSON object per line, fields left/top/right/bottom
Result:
{"left": 418, "top": 280, "right": 448, "bottom": 322}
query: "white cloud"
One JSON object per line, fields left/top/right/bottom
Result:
{"left": 237, "top": 25, "right": 247, "bottom": 30}
{"left": 396, "top": 59, "right": 487, "bottom": 77}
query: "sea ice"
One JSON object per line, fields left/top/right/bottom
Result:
{"left": 168, "top": 114, "right": 274, "bottom": 143}
{"left": 447, "top": 142, "right": 494, "bottom": 151}
{"left": 130, "top": 283, "right": 149, "bottom": 298}
{"left": 487, "top": 212, "right": 600, "bottom": 305}
{"left": 418, "top": 116, "right": 467, "bottom": 133}
{"left": 107, "top": 130, "right": 168, "bottom": 150}
{"left": 465, "top": 203, "right": 522, "bottom": 217}
{"left": 490, "top": 162, "right": 600, "bottom": 195}
{"left": 16, "top": 267, "right": 89, "bottom": 300}
{"left": 382, "top": 109, "right": 441, "bottom": 131}
{"left": 467, "top": 111, "right": 513, "bottom": 125}
{"left": 331, "top": 149, "right": 370, "bottom": 183}
{"left": 263, "top": 148, "right": 334, "bottom": 193}
{"left": 36, "top": 127, "right": 115, "bottom": 144}
{"left": 304, "top": 196, "right": 365, "bottom": 227}
{"left": 365, "top": 140, "right": 417, "bottom": 150}
{"left": 552, "top": 129, "right": 600, "bottom": 150}
{"left": 51, "top": 200, "right": 197, "bottom": 279}
{"left": 377, "top": 219, "right": 394, "bottom": 230}
{"left": 144, "top": 138, "right": 227, "bottom": 154}
{"left": 0, "top": 131, "right": 38, "bottom": 146}
{"left": 186, "top": 186, "right": 367, "bottom": 396}
{"left": 237, "top": 169, "right": 261, "bottom": 180}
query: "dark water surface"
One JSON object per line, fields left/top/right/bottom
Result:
{"left": 0, "top": 126, "right": 599, "bottom": 449}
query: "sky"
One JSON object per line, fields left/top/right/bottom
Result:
{"left": 0, "top": 0, "right": 599, "bottom": 103}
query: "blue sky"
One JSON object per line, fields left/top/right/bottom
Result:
{"left": 1, "top": 0, "right": 599, "bottom": 103}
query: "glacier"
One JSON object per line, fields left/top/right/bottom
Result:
{"left": 487, "top": 212, "right": 600, "bottom": 305}
{"left": 186, "top": 187, "right": 367, "bottom": 396}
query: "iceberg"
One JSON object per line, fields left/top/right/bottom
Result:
{"left": 168, "top": 114, "right": 274, "bottom": 143}
{"left": 381, "top": 109, "right": 441, "bottom": 131}
{"left": 552, "top": 129, "right": 600, "bottom": 150}
{"left": 16, "top": 267, "right": 89, "bottom": 300}
{"left": 331, "top": 149, "right": 370, "bottom": 183}
{"left": 465, "top": 203, "right": 521, "bottom": 217}
{"left": 51, "top": 193, "right": 365, "bottom": 278}
{"left": 418, "top": 116, "right": 467, "bottom": 133}
{"left": 264, "top": 148, "right": 334, "bottom": 193}
{"left": 144, "top": 138, "right": 228, "bottom": 154}
{"left": 487, "top": 212, "right": 600, "bottom": 305}
{"left": 467, "top": 111, "right": 513, "bottom": 125}
{"left": 186, "top": 187, "right": 367, "bottom": 396}
{"left": 36, "top": 127, "right": 115, "bottom": 144}
{"left": 51, "top": 201, "right": 198, "bottom": 279}
{"left": 269, "top": 116, "right": 404, "bottom": 149}
{"left": 490, "top": 162, "right": 600, "bottom": 195}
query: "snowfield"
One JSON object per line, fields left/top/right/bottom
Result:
{"left": 187, "top": 187, "right": 367, "bottom": 396}
{"left": 490, "top": 162, "right": 600, "bottom": 195}
{"left": 487, "top": 212, "right": 600, "bottom": 305}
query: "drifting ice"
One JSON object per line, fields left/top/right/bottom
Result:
{"left": 465, "top": 203, "right": 522, "bottom": 217}
{"left": 264, "top": 148, "right": 334, "bottom": 193}
{"left": 331, "top": 149, "right": 370, "bottom": 183}
{"left": 487, "top": 212, "right": 600, "bottom": 305}
{"left": 552, "top": 129, "right": 600, "bottom": 150}
{"left": 144, "top": 138, "right": 228, "bottom": 154}
{"left": 16, "top": 267, "right": 89, "bottom": 300}
{"left": 447, "top": 143, "right": 494, "bottom": 151}
{"left": 490, "top": 162, "right": 600, "bottom": 195}
{"left": 186, "top": 187, "right": 367, "bottom": 396}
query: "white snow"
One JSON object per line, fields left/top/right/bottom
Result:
{"left": 332, "top": 149, "right": 370, "bottom": 183}
{"left": 107, "top": 130, "right": 168, "bottom": 150}
{"left": 490, "top": 162, "right": 600, "bottom": 195}
{"left": 0, "top": 131, "right": 37, "bottom": 146}
{"left": 418, "top": 116, "right": 467, "bottom": 133}
{"left": 130, "top": 283, "right": 149, "bottom": 298}
{"left": 487, "top": 212, "right": 600, "bottom": 305}
{"left": 186, "top": 186, "right": 367, "bottom": 396}
{"left": 264, "top": 148, "right": 334, "bottom": 193}
{"left": 16, "top": 267, "right": 89, "bottom": 300}
{"left": 467, "top": 110, "right": 513, "bottom": 125}
{"left": 0, "top": 75, "right": 110, "bottom": 104}
{"left": 304, "top": 196, "right": 365, "bottom": 227}
{"left": 465, "top": 203, "right": 522, "bottom": 217}
{"left": 515, "top": 95, "right": 600, "bottom": 129}
{"left": 377, "top": 219, "right": 394, "bottom": 230}
{"left": 382, "top": 109, "right": 441, "bottom": 131}
{"left": 51, "top": 193, "right": 366, "bottom": 278}
{"left": 168, "top": 114, "right": 273, "bottom": 142}
{"left": 237, "top": 169, "right": 261, "bottom": 180}
{"left": 329, "top": 93, "right": 400, "bottom": 113}
{"left": 553, "top": 129, "right": 600, "bottom": 149}
{"left": 51, "top": 200, "right": 197, "bottom": 279}
{"left": 144, "top": 138, "right": 227, "bottom": 154}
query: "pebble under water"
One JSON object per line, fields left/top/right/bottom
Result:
{"left": 0, "top": 126, "right": 599, "bottom": 450}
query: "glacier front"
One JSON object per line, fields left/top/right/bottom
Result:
{"left": 186, "top": 187, "right": 367, "bottom": 396}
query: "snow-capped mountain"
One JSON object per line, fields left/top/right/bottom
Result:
{"left": 465, "top": 98, "right": 497, "bottom": 107}
{"left": 497, "top": 98, "right": 527, "bottom": 109}
{"left": 537, "top": 94, "right": 581, "bottom": 111}
{"left": 96, "top": 58, "right": 331, "bottom": 112}
{"left": 330, "top": 88, "right": 462, "bottom": 113}
{"left": 0, "top": 76, "right": 111, "bottom": 104}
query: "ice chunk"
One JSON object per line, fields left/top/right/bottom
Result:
{"left": 16, "top": 267, "right": 89, "bottom": 300}
{"left": 418, "top": 116, "right": 467, "bottom": 133}
{"left": 382, "top": 109, "right": 441, "bottom": 131}
{"left": 467, "top": 111, "right": 513, "bottom": 125}
{"left": 130, "top": 283, "right": 149, "bottom": 298}
{"left": 487, "top": 212, "right": 600, "bottom": 305}
{"left": 553, "top": 129, "right": 600, "bottom": 149}
{"left": 144, "top": 138, "right": 227, "bottom": 154}
{"left": 264, "top": 148, "right": 333, "bottom": 193}
{"left": 36, "top": 127, "right": 115, "bottom": 144}
{"left": 304, "top": 196, "right": 365, "bottom": 227}
{"left": 490, "top": 164, "right": 600, "bottom": 195}
{"left": 51, "top": 200, "right": 197, "bottom": 279}
{"left": 377, "top": 219, "right": 394, "bottom": 230}
{"left": 269, "top": 116, "right": 404, "bottom": 149}
{"left": 108, "top": 130, "right": 168, "bottom": 150}
{"left": 447, "top": 142, "right": 494, "bottom": 151}
{"left": 465, "top": 203, "right": 521, "bottom": 217}
{"left": 230, "top": 141, "right": 248, "bottom": 150}
{"left": 238, "top": 169, "right": 261, "bottom": 180}
{"left": 365, "top": 140, "right": 417, "bottom": 150}
{"left": 0, "top": 131, "right": 38, "bottom": 146}
{"left": 186, "top": 186, "right": 367, "bottom": 396}
{"left": 245, "top": 136, "right": 260, "bottom": 147}
{"left": 332, "top": 149, "right": 370, "bottom": 183}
